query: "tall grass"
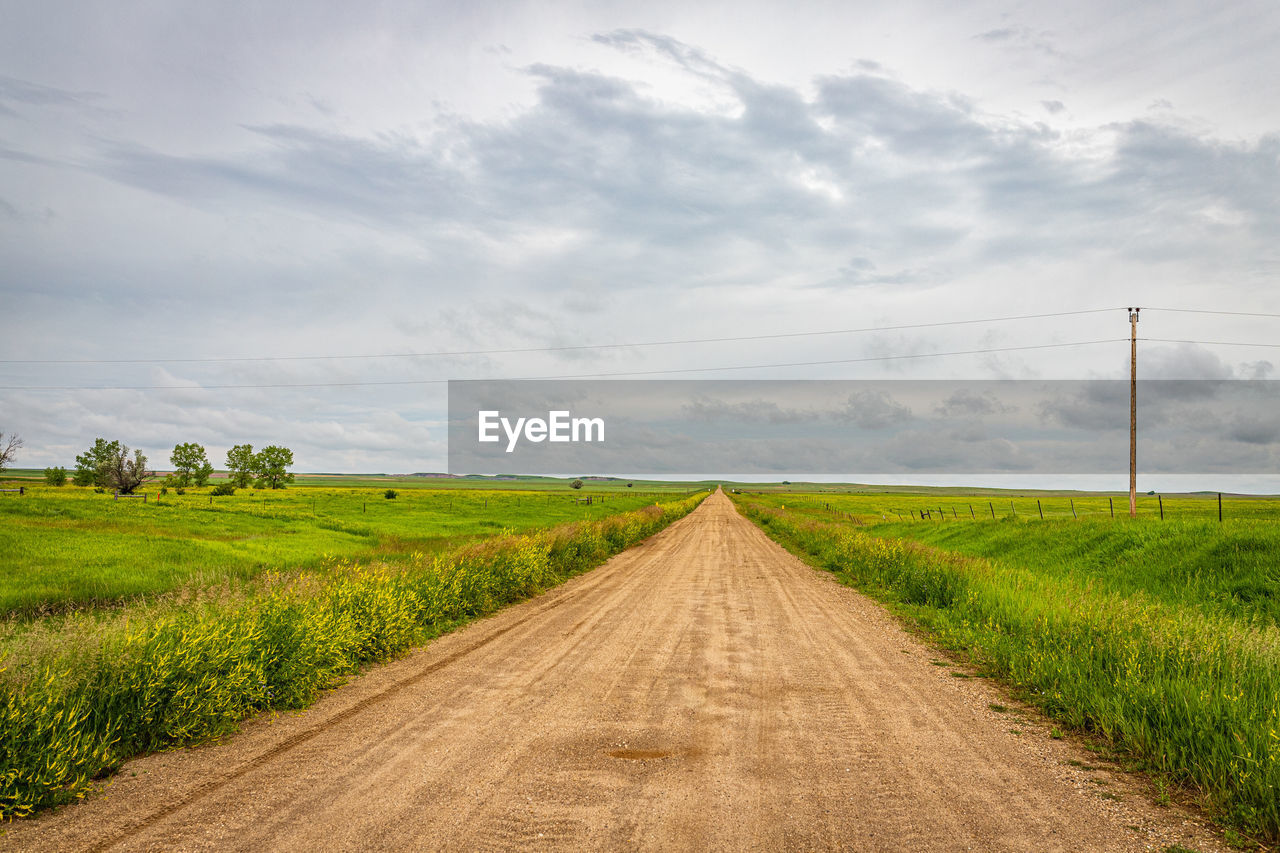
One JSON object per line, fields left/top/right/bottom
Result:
{"left": 734, "top": 497, "right": 1280, "bottom": 842}
{"left": 0, "top": 494, "right": 706, "bottom": 819}
{"left": 0, "top": 485, "right": 668, "bottom": 616}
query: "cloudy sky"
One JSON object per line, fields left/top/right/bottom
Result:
{"left": 3, "top": 0, "right": 1278, "bottom": 484}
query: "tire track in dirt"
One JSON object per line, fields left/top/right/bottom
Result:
{"left": 4, "top": 490, "right": 1225, "bottom": 852}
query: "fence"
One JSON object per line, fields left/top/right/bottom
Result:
{"left": 803, "top": 492, "right": 1257, "bottom": 524}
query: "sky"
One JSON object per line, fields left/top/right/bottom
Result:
{"left": 2, "top": 0, "right": 1279, "bottom": 486}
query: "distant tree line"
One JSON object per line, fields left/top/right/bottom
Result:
{"left": 69, "top": 439, "right": 295, "bottom": 494}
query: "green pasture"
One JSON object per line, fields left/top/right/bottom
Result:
{"left": 0, "top": 484, "right": 680, "bottom": 616}
{"left": 745, "top": 491, "right": 1280, "bottom": 623}
{"left": 733, "top": 487, "right": 1280, "bottom": 522}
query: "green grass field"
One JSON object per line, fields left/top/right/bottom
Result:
{"left": 750, "top": 491, "right": 1280, "bottom": 622}
{"left": 0, "top": 492, "right": 709, "bottom": 818}
{"left": 726, "top": 485, "right": 1280, "bottom": 522}
{"left": 0, "top": 482, "right": 704, "bottom": 617}
{"left": 732, "top": 491, "right": 1280, "bottom": 842}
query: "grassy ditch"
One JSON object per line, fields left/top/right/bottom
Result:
{"left": 0, "top": 493, "right": 706, "bottom": 819}
{"left": 733, "top": 495, "right": 1280, "bottom": 843}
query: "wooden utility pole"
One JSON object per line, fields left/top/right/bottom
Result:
{"left": 1129, "top": 307, "right": 1140, "bottom": 518}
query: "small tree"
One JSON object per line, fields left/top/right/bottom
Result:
{"left": 102, "top": 445, "right": 152, "bottom": 494}
{"left": 226, "top": 444, "right": 256, "bottom": 488}
{"left": 571, "top": 479, "right": 583, "bottom": 490}
{"left": 254, "top": 445, "right": 294, "bottom": 489}
{"left": 0, "top": 431, "right": 22, "bottom": 474}
{"left": 44, "top": 466, "right": 68, "bottom": 486}
{"left": 74, "top": 438, "right": 122, "bottom": 487}
{"left": 170, "top": 442, "right": 214, "bottom": 487}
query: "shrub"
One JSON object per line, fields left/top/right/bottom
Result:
{"left": 209, "top": 482, "right": 236, "bottom": 496}
{"left": 384, "top": 489, "right": 398, "bottom": 499}
{"left": 43, "top": 467, "right": 67, "bottom": 486}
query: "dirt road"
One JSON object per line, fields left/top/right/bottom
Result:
{"left": 6, "top": 490, "right": 1222, "bottom": 852}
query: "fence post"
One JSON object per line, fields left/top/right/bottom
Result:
{"left": 1158, "top": 495, "right": 1164, "bottom": 521}
{"left": 989, "top": 502, "right": 995, "bottom": 518}
{"left": 1219, "top": 492, "right": 1223, "bottom": 523}
{"left": 1037, "top": 499, "right": 1043, "bottom": 520}
{"left": 1070, "top": 499, "right": 1076, "bottom": 519}
{"left": 114, "top": 491, "right": 118, "bottom": 501}
{"left": 1010, "top": 501, "right": 1016, "bottom": 517}
{"left": 969, "top": 504, "right": 975, "bottom": 519}
{"left": 1110, "top": 497, "right": 1114, "bottom": 519}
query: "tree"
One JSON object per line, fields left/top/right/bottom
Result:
{"left": 226, "top": 444, "right": 255, "bottom": 488}
{"left": 254, "top": 445, "right": 294, "bottom": 489}
{"left": 170, "top": 442, "right": 214, "bottom": 487}
{"left": 74, "top": 438, "right": 122, "bottom": 487}
{"left": 570, "top": 479, "right": 583, "bottom": 490}
{"left": 0, "top": 430, "right": 23, "bottom": 474}
{"left": 44, "top": 466, "right": 68, "bottom": 486}
{"left": 101, "top": 445, "right": 152, "bottom": 494}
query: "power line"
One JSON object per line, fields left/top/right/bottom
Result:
{"left": 0, "top": 308, "right": 1122, "bottom": 365}
{"left": 0, "top": 339, "right": 1126, "bottom": 391}
{"left": 1144, "top": 307, "right": 1280, "bottom": 319}
{"left": 1144, "top": 338, "right": 1280, "bottom": 348}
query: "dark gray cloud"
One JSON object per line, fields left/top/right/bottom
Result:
{"left": 831, "top": 390, "right": 913, "bottom": 429}
{"left": 975, "top": 28, "right": 1018, "bottom": 42}
{"left": 934, "top": 389, "right": 1015, "bottom": 418}
{"left": 58, "top": 32, "right": 1279, "bottom": 299}
{"left": 683, "top": 397, "right": 814, "bottom": 424}
{"left": 0, "top": 75, "right": 104, "bottom": 110}
{"left": 1229, "top": 417, "right": 1279, "bottom": 445}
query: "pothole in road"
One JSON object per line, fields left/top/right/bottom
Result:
{"left": 607, "top": 749, "right": 671, "bottom": 761}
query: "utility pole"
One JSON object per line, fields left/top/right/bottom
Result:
{"left": 1129, "top": 307, "right": 1140, "bottom": 518}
